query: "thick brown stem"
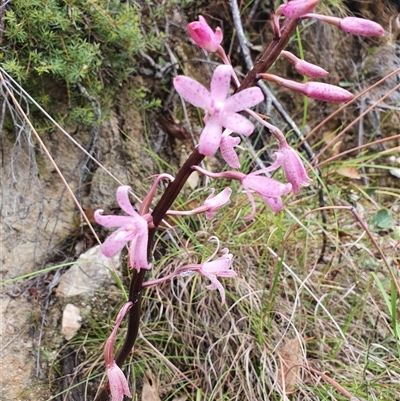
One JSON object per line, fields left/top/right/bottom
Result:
{"left": 237, "top": 18, "right": 299, "bottom": 92}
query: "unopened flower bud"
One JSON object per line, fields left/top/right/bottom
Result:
{"left": 339, "top": 17, "right": 385, "bottom": 37}
{"left": 187, "top": 16, "right": 223, "bottom": 52}
{"left": 276, "top": 0, "right": 320, "bottom": 19}
{"left": 281, "top": 50, "right": 328, "bottom": 78}
{"left": 305, "top": 14, "right": 385, "bottom": 37}
{"left": 259, "top": 73, "right": 353, "bottom": 103}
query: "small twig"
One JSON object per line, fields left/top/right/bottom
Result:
{"left": 357, "top": 97, "right": 369, "bottom": 187}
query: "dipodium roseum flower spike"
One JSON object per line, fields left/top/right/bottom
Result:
{"left": 280, "top": 50, "right": 328, "bottom": 78}
{"left": 258, "top": 73, "right": 353, "bottom": 103}
{"left": 173, "top": 65, "right": 264, "bottom": 156}
{"left": 166, "top": 187, "right": 232, "bottom": 219}
{"left": 104, "top": 302, "right": 133, "bottom": 401}
{"left": 142, "top": 239, "right": 236, "bottom": 304}
{"left": 94, "top": 186, "right": 152, "bottom": 271}
{"left": 188, "top": 16, "right": 223, "bottom": 53}
{"left": 305, "top": 14, "right": 385, "bottom": 37}
{"left": 193, "top": 166, "right": 292, "bottom": 219}
{"left": 276, "top": 141, "right": 312, "bottom": 194}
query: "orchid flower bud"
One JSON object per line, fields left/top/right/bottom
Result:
{"left": 276, "top": 0, "right": 320, "bottom": 19}
{"left": 305, "top": 14, "right": 385, "bottom": 37}
{"left": 187, "top": 16, "right": 223, "bottom": 52}
{"left": 259, "top": 73, "right": 354, "bottom": 103}
{"left": 280, "top": 50, "right": 329, "bottom": 78}
{"left": 339, "top": 17, "right": 385, "bottom": 37}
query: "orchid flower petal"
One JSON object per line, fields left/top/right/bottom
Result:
{"left": 130, "top": 217, "right": 151, "bottom": 270}
{"left": 107, "top": 362, "right": 132, "bottom": 401}
{"left": 261, "top": 195, "right": 284, "bottom": 214}
{"left": 244, "top": 175, "right": 292, "bottom": 197}
{"left": 210, "top": 65, "right": 233, "bottom": 103}
{"left": 204, "top": 187, "right": 232, "bottom": 219}
{"left": 116, "top": 186, "right": 137, "bottom": 217}
{"left": 173, "top": 75, "right": 212, "bottom": 109}
{"left": 198, "top": 117, "right": 223, "bottom": 156}
{"left": 220, "top": 135, "right": 241, "bottom": 168}
{"left": 220, "top": 111, "right": 255, "bottom": 136}
{"left": 203, "top": 273, "right": 227, "bottom": 304}
{"left": 101, "top": 227, "right": 135, "bottom": 258}
{"left": 223, "top": 87, "right": 264, "bottom": 112}
{"left": 94, "top": 210, "right": 133, "bottom": 228}
{"left": 188, "top": 16, "right": 223, "bottom": 52}
{"left": 278, "top": 143, "right": 312, "bottom": 194}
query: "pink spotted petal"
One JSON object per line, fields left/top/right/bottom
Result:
{"left": 244, "top": 175, "right": 292, "bottom": 198}
{"left": 219, "top": 111, "right": 255, "bottom": 136}
{"left": 220, "top": 135, "right": 241, "bottom": 168}
{"left": 198, "top": 117, "right": 223, "bottom": 156}
{"left": 173, "top": 75, "right": 212, "bottom": 109}
{"left": 210, "top": 65, "right": 233, "bottom": 103}
{"left": 203, "top": 273, "right": 227, "bottom": 304}
{"left": 116, "top": 186, "right": 138, "bottom": 217}
{"left": 106, "top": 362, "right": 132, "bottom": 401}
{"left": 128, "top": 217, "right": 150, "bottom": 270}
{"left": 94, "top": 210, "right": 134, "bottom": 228}
{"left": 101, "top": 227, "right": 136, "bottom": 258}
{"left": 261, "top": 195, "right": 284, "bottom": 214}
{"left": 202, "top": 254, "right": 234, "bottom": 275}
{"left": 223, "top": 87, "right": 264, "bottom": 112}
{"left": 278, "top": 144, "right": 312, "bottom": 194}
{"left": 204, "top": 187, "right": 232, "bottom": 219}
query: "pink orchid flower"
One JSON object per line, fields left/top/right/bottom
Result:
{"left": 193, "top": 166, "right": 292, "bottom": 219}
{"left": 276, "top": 142, "right": 312, "bottom": 194}
{"left": 173, "top": 64, "right": 264, "bottom": 157}
{"left": 94, "top": 185, "right": 152, "bottom": 271}
{"left": 143, "top": 241, "right": 236, "bottom": 304}
{"left": 104, "top": 302, "right": 133, "bottom": 401}
{"left": 188, "top": 16, "right": 223, "bottom": 52}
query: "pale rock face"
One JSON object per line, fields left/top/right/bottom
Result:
{"left": 56, "top": 245, "right": 121, "bottom": 297}
{"left": 61, "top": 304, "right": 82, "bottom": 340}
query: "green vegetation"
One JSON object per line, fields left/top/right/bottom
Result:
{"left": 2, "top": 0, "right": 163, "bottom": 124}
